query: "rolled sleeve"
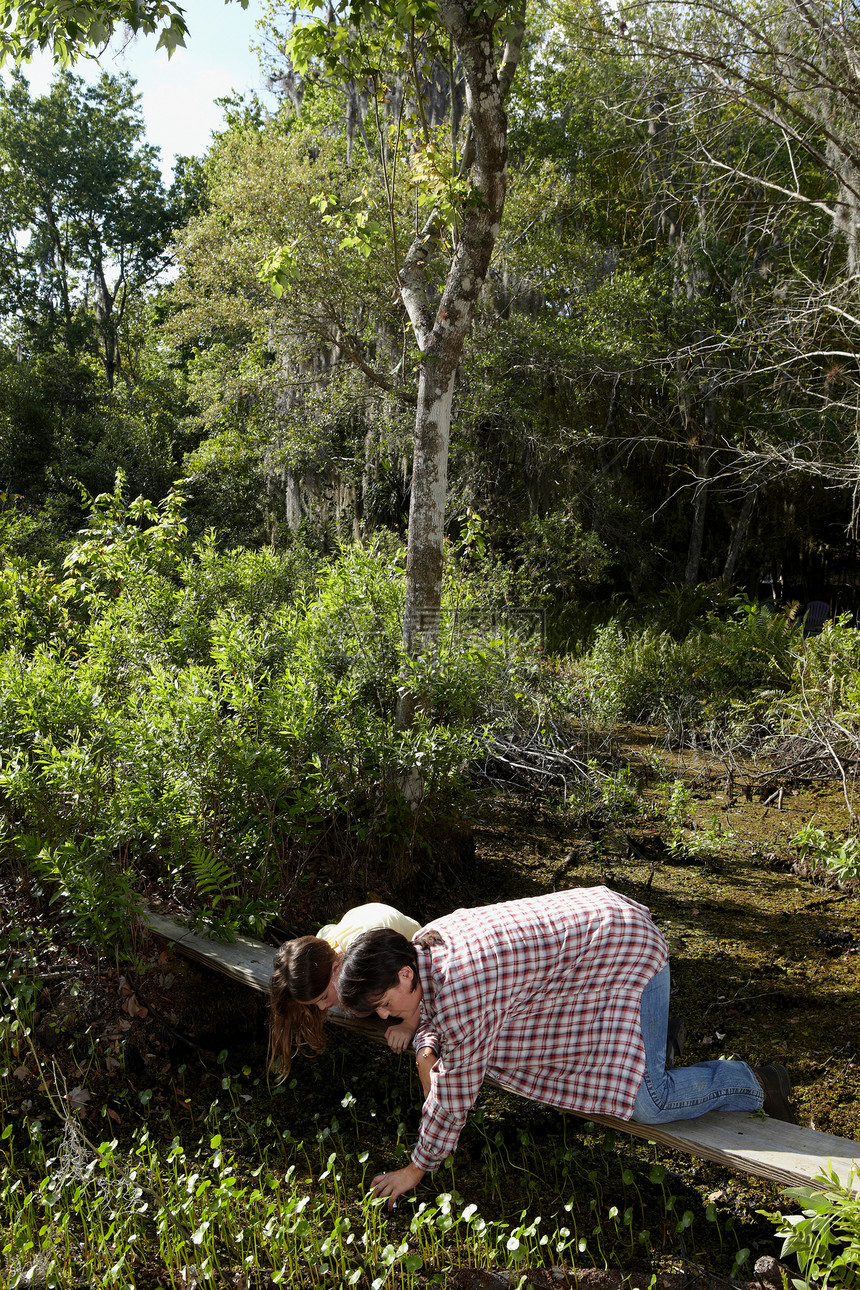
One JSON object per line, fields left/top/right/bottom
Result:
{"left": 412, "top": 1020, "right": 439, "bottom": 1055}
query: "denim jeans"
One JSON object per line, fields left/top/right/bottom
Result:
{"left": 631, "top": 964, "right": 764, "bottom": 1125}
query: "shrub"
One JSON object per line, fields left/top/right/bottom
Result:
{"left": 790, "top": 822, "right": 860, "bottom": 890}
{"left": 764, "top": 1167, "right": 860, "bottom": 1290}
{"left": 771, "top": 617, "right": 860, "bottom": 741}
{"left": 578, "top": 601, "right": 800, "bottom": 733}
{"left": 0, "top": 561, "right": 69, "bottom": 653}
{"left": 739, "top": 617, "right": 860, "bottom": 797}
{"left": 0, "top": 488, "right": 533, "bottom": 951}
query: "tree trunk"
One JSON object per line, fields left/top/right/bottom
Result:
{"left": 683, "top": 390, "right": 715, "bottom": 588}
{"left": 42, "top": 197, "right": 73, "bottom": 330}
{"left": 684, "top": 472, "right": 709, "bottom": 588}
{"left": 402, "top": 366, "right": 456, "bottom": 651}
{"left": 93, "top": 259, "right": 119, "bottom": 390}
{"left": 723, "top": 487, "right": 757, "bottom": 581}
{"left": 395, "top": 1, "right": 525, "bottom": 729}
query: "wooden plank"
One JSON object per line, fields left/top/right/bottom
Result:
{"left": 142, "top": 909, "right": 860, "bottom": 1193}
{"left": 567, "top": 1110, "right": 860, "bottom": 1193}
{"left": 141, "top": 909, "right": 390, "bottom": 1041}
{"left": 143, "top": 910, "right": 275, "bottom": 991}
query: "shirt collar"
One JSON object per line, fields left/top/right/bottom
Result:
{"left": 416, "top": 945, "right": 436, "bottom": 1020}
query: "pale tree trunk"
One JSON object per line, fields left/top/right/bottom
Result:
{"left": 683, "top": 466, "right": 709, "bottom": 587}
{"left": 680, "top": 181, "right": 720, "bottom": 590}
{"left": 646, "top": 101, "right": 716, "bottom": 591}
{"left": 43, "top": 196, "right": 73, "bottom": 330}
{"left": 402, "top": 366, "right": 456, "bottom": 658}
{"left": 395, "top": 1, "right": 526, "bottom": 729}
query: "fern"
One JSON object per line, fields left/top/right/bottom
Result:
{"left": 190, "top": 847, "right": 239, "bottom": 910}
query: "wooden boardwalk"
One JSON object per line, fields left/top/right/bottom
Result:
{"left": 142, "top": 909, "right": 860, "bottom": 1193}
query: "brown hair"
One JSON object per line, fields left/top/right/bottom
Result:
{"left": 268, "top": 936, "right": 337, "bottom": 1077}
{"left": 338, "top": 928, "right": 419, "bottom": 1014}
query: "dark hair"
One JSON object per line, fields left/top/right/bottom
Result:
{"left": 268, "top": 936, "right": 337, "bottom": 1077}
{"left": 337, "top": 927, "right": 419, "bottom": 1014}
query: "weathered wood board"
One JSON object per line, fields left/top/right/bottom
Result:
{"left": 142, "top": 909, "right": 860, "bottom": 1193}
{"left": 580, "top": 1110, "right": 860, "bottom": 1193}
{"left": 142, "top": 909, "right": 388, "bottom": 1042}
{"left": 143, "top": 910, "right": 276, "bottom": 991}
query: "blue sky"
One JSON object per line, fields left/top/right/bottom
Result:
{"left": 13, "top": 0, "right": 276, "bottom": 177}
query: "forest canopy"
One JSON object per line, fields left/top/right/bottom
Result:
{"left": 0, "top": 0, "right": 855, "bottom": 606}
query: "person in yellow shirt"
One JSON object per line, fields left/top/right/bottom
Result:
{"left": 269, "top": 904, "right": 435, "bottom": 1094}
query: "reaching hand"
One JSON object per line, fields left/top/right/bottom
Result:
{"left": 370, "top": 1162, "right": 426, "bottom": 1209}
{"left": 385, "top": 1020, "right": 417, "bottom": 1052}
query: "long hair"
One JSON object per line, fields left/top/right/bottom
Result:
{"left": 268, "top": 936, "right": 337, "bottom": 1077}
{"left": 338, "top": 928, "right": 419, "bottom": 1014}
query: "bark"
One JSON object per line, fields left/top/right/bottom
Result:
{"left": 723, "top": 487, "right": 757, "bottom": 582}
{"left": 93, "top": 259, "right": 120, "bottom": 390}
{"left": 598, "top": 374, "right": 620, "bottom": 475}
{"left": 397, "top": 2, "right": 526, "bottom": 722}
{"left": 645, "top": 91, "right": 681, "bottom": 246}
{"left": 683, "top": 391, "right": 715, "bottom": 588}
{"left": 683, "top": 468, "right": 709, "bottom": 588}
{"left": 345, "top": 78, "right": 373, "bottom": 166}
{"left": 42, "top": 196, "right": 73, "bottom": 329}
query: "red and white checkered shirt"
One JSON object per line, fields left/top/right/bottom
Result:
{"left": 410, "top": 886, "right": 668, "bottom": 1172}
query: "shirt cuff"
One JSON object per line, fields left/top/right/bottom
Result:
{"left": 411, "top": 1143, "right": 443, "bottom": 1172}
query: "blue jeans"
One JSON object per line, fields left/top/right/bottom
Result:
{"left": 631, "top": 964, "right": 764, "bottom": 1124}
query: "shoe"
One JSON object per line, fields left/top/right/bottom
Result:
{"left": 753, "top": 1064, "right": 797, "bottom": 1124}
{"left": 666, "top": 1017, "right": 687, "bottom": 1070}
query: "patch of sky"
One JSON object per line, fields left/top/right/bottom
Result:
{"left": 2, "top": 0, "right": 277, "bottom": 178}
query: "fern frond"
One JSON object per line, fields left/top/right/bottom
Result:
{"left": 190, "top": 846, "right": 238, "bottom": 906}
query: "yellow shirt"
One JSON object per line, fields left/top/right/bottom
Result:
{"left": 317, "top": 903, "right": 421, "bottom": 952}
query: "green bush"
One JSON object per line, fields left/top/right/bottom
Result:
{"left": 764, "top": 1167, "right": 860, "bottom": 1290}
{"left": 0, "top": 487, "right": 530, "bottom": 951}
{"left": 768, "top": 616, "right": 860, "bottom": 731}
{"left": 0, "top": 560, "right": 69, "bottom": 652}
{"left": 578, "top": 601, "right": 800, "bottom": 732}
{"left": 791, "top": 821, "right": 860, "bottom": 890}
{"left": 732, "top": 616, "right": 860, "bottom": 789}
{"left": 0, "top": 351, "right": 184, "bottom": 536}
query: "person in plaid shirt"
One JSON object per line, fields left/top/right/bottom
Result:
{"left": 338, "top": 886, "right": 794, "bottom": 1206}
